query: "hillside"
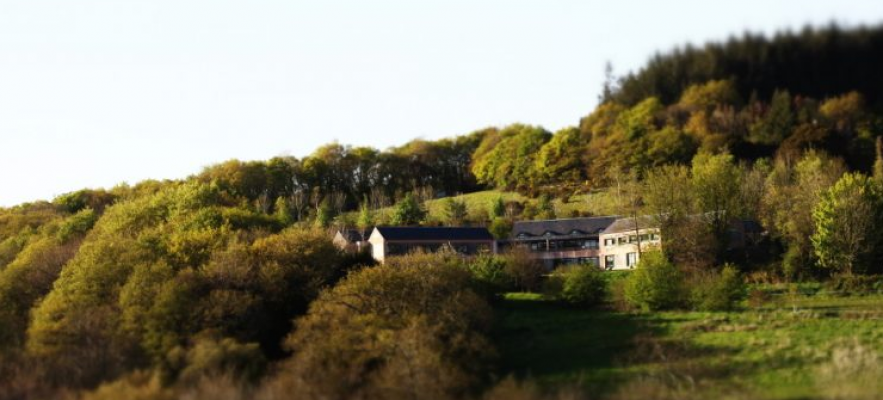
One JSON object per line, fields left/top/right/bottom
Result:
{"left": 5, "top": 23, "right": 883, "bottom": 400}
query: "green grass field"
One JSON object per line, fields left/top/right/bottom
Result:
{"left": 494, "top": 287, "right": 883, "bottom": 399}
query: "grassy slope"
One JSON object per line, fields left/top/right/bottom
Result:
{"left": 340, "top": 189, "right": 622, "bottom": 226}
{"left": 494, "top": 287, "right": 883, "bottom": 399}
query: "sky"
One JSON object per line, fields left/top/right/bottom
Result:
{"left": 2, "top": 1, "right": 883, "bottom": 207}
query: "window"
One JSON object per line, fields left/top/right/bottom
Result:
{"left": 584, "top": 239, "right": 599, "bottom": 249}
{"left": 604, "top": 238, "right": 616, "bottom": 246}
{"left": 626, "top": 252, "right": 637, "bottom": 268}
{"left": 618, "top": 237, "right": 627, "bottom": 245}
{"left": 605, "top": 255, "right": 615, "bottom": 270}
{"left": 628, "top": 235, "right": 637, "bottom": 243}
{"left": 639, "top": 234, "right": 649, "bottom": 241}
{"left": 583, "top": 257, "right": 600, "bottom": 266}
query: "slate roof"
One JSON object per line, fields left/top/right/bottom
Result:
{"left": 373, "top": 227, "right": 495, "bottom": 241}
{"left": 338, "top": 229, "right": 371, "bottom": 243}
{"left": 603, "top": 216, "right": 659, "bottom": 235}
{"left": 511, "top": 216, "right": 617, "bottom": 238}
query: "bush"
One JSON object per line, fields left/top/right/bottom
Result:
{"left": 502, "top": 249, "right": 546, "bottom": 292}
{"left": 825, "top": 274, "right": 883, "bottom": 295}
{"left": 689, "top": 264, "right": 746, "bottom": 311}
{"left": 624, "top": 252, "right": 685, "bottom": 311}
{"left": 466, "top": 255, "right": 513, "bottom": 298}
{"left": 274, "top": 252, "right": 494, "bottom": 400}
{"left": 556, "top": 265, "right": 607, "bottom": 307}
{"left": 488, "top": 218, "right": 513, "bottom": 239}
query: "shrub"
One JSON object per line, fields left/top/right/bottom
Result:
{"left": 557, "top": 265, "right": 607, "bottom": 307}
{"left": 689, "top": 264, "right": 746, "bottom": 311}
{"left": 825, "top": 274, "right": 883, "bottom": 295}
{"left": 466, "top": 255, "right": 512, "bottom": 298}
{"left": 502, "top": 248, "right": 546, "bottom": 292}
{"left": 488, "top": 218, "right": 513, "bottom": 239}
{"left": 274, "top": 252, "right": 494, "bottom": 400}
{"left": 624, "top": 252, "right": 685, "bottom": 311}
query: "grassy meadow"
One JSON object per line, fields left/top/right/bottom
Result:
{"left": 494, "top": 285, "right": 883, "bottom": 400}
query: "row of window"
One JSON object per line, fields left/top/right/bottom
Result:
{"left": 603, "top": 252, "right": 638, "bottom": 269}
{"left": 528, "top": 239, "right": 599, "bottom": 251}
{"left": 603, "top": 233, "right": 659, "bottom": 247}
{"left": 556, "top": 253, "right": 640, "bottom": 269}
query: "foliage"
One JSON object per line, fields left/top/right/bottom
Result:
{"left": 555, "top": 265, "right": 608, "bottom": 308}
{"left": 472, "top": 124, "right": 552, "bottom": 191}
{"left": 611, "top": 25, "right": 883, "bottom": 107}
{"left": 689, "top": 264, "right": 746, "bottom": 311}
{"left": 488, "top": 218, "right": 513, "bottom": 239}
{"left": 273, "top": 251, "right": 494, "bottom": 400}
{"left": 825, "top": 274, "right": 883, "bottom": 295}
{"left": 624, "top": 252, "right": 685, "bottom": 311}
{"left": 489, "top": 195, "right": 506, "bottom": 220}
{"left": 466, "top": 255, "right": 513, "bottom": 298}
{"left": 441, "top": 198, "right": 468, "bottom": 225}
{"left": 812, "top": 172, "right": 883, "bottom": 275}
{"left": 501, "top": 248, "right": 546, "bottom": 292}
{"left": 56, "top": 208, "right": 97, "bottom": 242}
{"left": 389, "top": 193, "right": 426, "bottom": 226}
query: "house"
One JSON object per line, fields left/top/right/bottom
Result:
{"left": 597, "top": 216, "right": 661, "bottom": 270}
{"left": 509, "top": 216, "right": 659, "bottom": 270}
{"left": 332, "top": 229, "right": 372, "bottom": 253}
{"left": 510, "top": 216, "right": 616, "bottom": 269}
{"left": 367, "top": 226, "right": 497, "bottom": 263}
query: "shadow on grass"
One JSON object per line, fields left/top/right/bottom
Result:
{"left": 492, "top": 295, "right": 742, "bottom": 396}
{"left": 493, "top": 295, "right": 656, "bottom": 393}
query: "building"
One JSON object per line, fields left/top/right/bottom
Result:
{"left": 510, "top": 216, "right": 616, "bottom": 269}
{"left": 332, "top": 229, "right": 372, "bottom": 253}
{"left": 367, "top": 226, "right": 497, "bottom": 264}
{"left": 597, "top": 216, "right": 661, "bottom": 270}
{"left": 509, "top": 216, "right": 660, "bottom": 270}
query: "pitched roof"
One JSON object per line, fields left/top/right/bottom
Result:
{"left": 337, "top": 229, "right": 371, "bottom": 243}
{"left": 603, "top": 216, "right": 659, "bottom": 234}
{"left": 373, "top": 226, "right": 495, "bottom": 241}
{"left": 512, "top": 216, "right": 617, "bottom": 237}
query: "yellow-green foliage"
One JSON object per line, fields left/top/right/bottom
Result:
{"left": 624, "top": 251, "right": 685, "bottom": 311}
{"left": 273, "top": 251, "right": 494, "bottom": 400}
{"left": 25, "top": 181, "right": 349, "bottom": 387}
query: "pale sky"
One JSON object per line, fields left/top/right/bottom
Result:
{"left": 2, "top": 1, "right": 882, "bottom": 207}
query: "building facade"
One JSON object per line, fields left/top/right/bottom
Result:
{"left": 509, "top": 216, "right": 660, "bottom": 270}
{"left": 332, "top": 229, "right": 372, "bottom": 253}
{"left": 367, "top": 226, "right": 497, "bottom": 264}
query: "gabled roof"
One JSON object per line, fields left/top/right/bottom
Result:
{"left": 337, "top": 229, "right": 371, "bottom": 243}
{"left": 512, "top": 216, "right": 617, "bottom": 238}
{"left": 372, "top": 226, "right": 494, "bottom": 241}
{"left": 603, "top": 216, "right": 658, "bottom": 235}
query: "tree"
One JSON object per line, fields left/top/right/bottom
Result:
{"left": 274, "top": 252, "right": 493, "bottom": 400}
{"left": 471, "top": 124, "right": 552, "bottom": 191}
{"left": 489, "top": 196, "right": 506, "bottom": 220}
{"left": 488, "top": 218, "right": 512, "bottom": 240}
{"left": 356, "top": 198, "right": 373, "bottom": 232}
{"left": 761, "top": 151, "right": 844, "bottom": 278}
{"left": 691, "top": 152, "right": 745, "bottom": 262}
{"left": 441, "top": 198, "right": 468, "bottom": 226}
{"left": 874, "top": 136, "right": 883, "bottom": 184}
{"left": 273, "top": 197, "right": 294, "bottom": 226}
{"left": 390, "top": 193, "right": 426, "bottom": 226}
{"left": 314, "top": 198, "right": 334, "bottom": 228}
{"left": 750, "top": 89, "right": 794, "bottom": 145}
{"left": 812, "top": 173, "right": 883, "bottom": 275}
{"left": 624, "top": 251, "right": 685, "bottom": 311}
